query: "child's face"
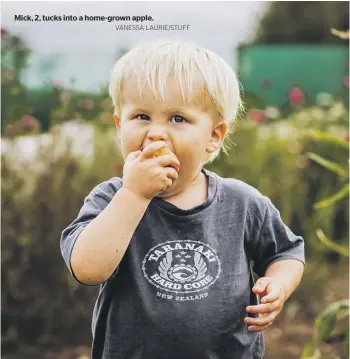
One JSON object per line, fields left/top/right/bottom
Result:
{"left": 114, "top": 76, "right": 226, "bottom": 198}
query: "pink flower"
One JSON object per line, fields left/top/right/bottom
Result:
{"left": 249, "top": 109, "right": 265, "bottom": 123}
{"left": 345, "top": 133, "right": 350, "bottom": 142}
{"left": 53, "top": 81, "right": 62, "bottom": 90}
{"left": 343, "top": 75, "right": 349, "bottom": 88}
{"left": 288, "top": 87, "right": 305, "bottom": 106}
{"left": 1, "top": 28, "right": 8, "bottom": 36}
{"left": 78, "top": 99, "right": 94, "bottom": 110}
{"left": 18, "top": 115, "right": 40, "bottom": 131}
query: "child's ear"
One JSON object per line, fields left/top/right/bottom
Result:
{"left": 206, "top": 121, "right": 228, "bottom": 153}
{"left": 113, "top": 114, "right": 121, "bottom": 129}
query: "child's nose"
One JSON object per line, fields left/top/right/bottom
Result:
{"left": 149, "top": 135, "right": 165, "bottom": 142}
{"left": 147, "top": 126, "right": 168, "bottom": 142}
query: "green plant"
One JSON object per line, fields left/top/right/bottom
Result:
{"left": 1, "top": 128, "right": 123, "bottom": 354}
{"left": 301, "top": 300, "right": 349, "bottom": 359}
{"left": 300, "top": 120, "right": 349, "bottom": 359}
{"left": 306, "top": 130, "right": 349, "bottom": 256}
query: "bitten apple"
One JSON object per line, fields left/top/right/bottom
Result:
{"left": 153, "top": 147, "right": 172, "bottom": 158}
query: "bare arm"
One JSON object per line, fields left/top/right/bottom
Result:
{"left": 264, "top": 259, "right": 304, "bottom": 301}
{"left": 70, "top": 141, "right": 180, "bottom": 285}
{"left": 245, "top": 259, "right": 305, "bottom": 331}
{"left": 71, "top": 187, "right": 150, "bottom": 285}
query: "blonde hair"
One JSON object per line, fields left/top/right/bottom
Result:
{"left": 109, "top": 39, "right": 244, "bottom": 163}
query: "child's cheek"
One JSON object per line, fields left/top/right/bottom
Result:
{"left": 177, "top": 142, "right": 203, "bottom": 165}
{"left": 121, "top": 131, "right": 143, "bottom": 155}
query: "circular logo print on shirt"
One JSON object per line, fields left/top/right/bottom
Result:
{"left": 142, "top": 240, "right": 221, "bottom": 294}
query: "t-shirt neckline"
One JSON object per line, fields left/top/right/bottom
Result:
{"left": 151, "top": 167, "right": 217, "bottom": 216}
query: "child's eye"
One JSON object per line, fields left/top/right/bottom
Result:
{"left": 171, "top": 115, "right": 186, "bottom": 123}
{"left": 135, "top": 114, "right": 150, "bottom": 121}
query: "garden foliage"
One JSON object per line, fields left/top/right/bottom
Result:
{"left": 2, "top": 102, "right": 348, "bottom": 354}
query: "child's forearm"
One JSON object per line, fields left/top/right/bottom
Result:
{"left": 264, "top": 259, "right": 304, "bottom": 301}
{"left": 71, "top": 187, "right": 151, "bottom": 285}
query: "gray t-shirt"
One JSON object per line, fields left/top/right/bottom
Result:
{"left": 60, "top": 168, "right": 305, "bottom": 359}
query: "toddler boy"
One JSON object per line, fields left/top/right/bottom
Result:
{"left": 61, "top": 40, "right": 305, "bottom": 359}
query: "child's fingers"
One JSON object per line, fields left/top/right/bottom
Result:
{"left": 252, "top": 278, "right": 269, "bottom": 293}
{"left": 139, "top": 141, "right": 167, "bottom": 160}
{"left": 261, "top": 284, "right": 281, "bottom": 303}
{"left": 244, "top": 312, "right": 276, "bottom": 327}
{"left": 247, "top": 324, "right": 271, "bottom": 332}
{"left": 125, "top": 150, "right": 142, "bottom": 162}
{"left": 246, "top": 300, "right": 281, "bottom": 314}
{"left": 247, "top": 313, "right": 273, "bottom": 331}
{"left": 156, "top": 154, "right": 180, "bottom": 171}
{"left": 163, "top": 167, "right": 178, "bottom": 182}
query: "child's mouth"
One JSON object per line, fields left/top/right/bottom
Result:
{"left": 140, "top": 146, "right": 179, "bottom": 171}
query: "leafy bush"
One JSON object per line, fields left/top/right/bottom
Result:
{"left": 1, "top": 132, "right": 123, "bottom": 353}
{"left": 300, "top": 102, "right": 349, "bottom": 359}
{"left": 209, "top": 103, "right": 349, "bottom": 258}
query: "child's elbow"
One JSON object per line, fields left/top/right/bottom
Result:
{"left": 71, "top": 250, "right": 106, "bottom": 286}
{"left": 73, "top": 264, "right": 105, "bottom": 286}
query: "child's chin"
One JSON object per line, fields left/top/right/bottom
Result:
{"left": 156, "top": 191, "right": 169, "bottom": 198}
{"left": 156, "top": 188, "right": 174, "bottom": 198}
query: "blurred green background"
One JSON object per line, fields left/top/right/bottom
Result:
{"left": 1, "top": 2, "right": 349, "bottom": 359}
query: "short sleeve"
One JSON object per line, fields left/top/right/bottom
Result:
{"left": 60, "top": 178, "right": 122, "bottom": 285}
{"left": 252, "top": 198, "right": 306, "bottom": 278}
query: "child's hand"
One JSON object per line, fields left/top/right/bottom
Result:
{"left": 122, "top": 141, "right": 180, "bottom": 200}
{"left": 244, "top": 277, "right": 285, "bottom": 332}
